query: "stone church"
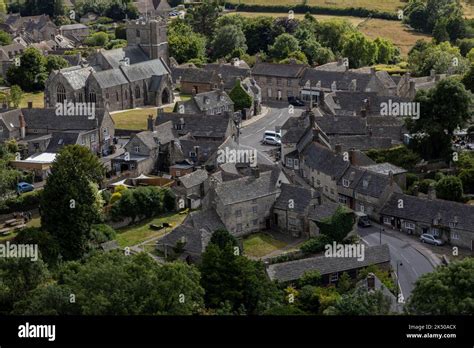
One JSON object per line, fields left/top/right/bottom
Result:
{"left": 45, "top": 16, "right": 173, "bottom": 112}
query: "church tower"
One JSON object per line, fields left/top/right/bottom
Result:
{"left": 126, "top": 16, "right": 169, "bottom": 66}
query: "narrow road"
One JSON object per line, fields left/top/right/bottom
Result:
{"left": 357, "top": 222, "right": 436, "bottom": 299}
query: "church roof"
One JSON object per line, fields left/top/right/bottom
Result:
{"left": 120, "top": 58, "right": 169, "bottom": 82}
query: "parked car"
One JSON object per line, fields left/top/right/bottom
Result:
{"left": 419, "top": 233, "right": 444, "bottom": 246}
{"left": 262, "top": 136, "right": 281, "bottom": 146}
{"left": 356, "top": 212, "right": 371, "bottom": 227}
{"left": 17, "top": 182, "right": 34, "bottom": 194}
{"left": 288, "top": 96, "right": 305, "bottom": 106}
{"left": 263, "top": 130, "right": 281, "bottom": 140}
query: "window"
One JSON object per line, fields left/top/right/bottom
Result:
{"left": 449, "top": 222, "right": 456, "bottom": 228}
{"left": 287, "top": 158, "right": 293, "bottom": 167}
{"left": 235, "top": 209, "right": 242, "bottom": 217}
{"left": 252, "top": 206, "right": 258, "bottom": 213}
{"left": 338, "top": 195, "right": 348, "bottom": 204}
{"left": 253, "top": 219, "right": 258, "bottom": 226}
{"left": 451, "top": 232, "right": 459, "bottom": 240}
{"left": 287, "top": 79, "right": 292, "bottom": 87}
{"left": 189, "top": 151, "right": 196, "bottom": 157}
{"left": 175, "top": 170, "right": 181, "bottom": 176}
{"left": 330, "top": 273, "right": 338, "bottom": 283}
{"left": 383, "top": 217, "right": 391, "bottom": 225}
{"left": 359, "top": 205, "right": 365, "bottom": 213}
{"left": 57, "top": 83, "right": 66, "bottom": 103}
{"left": 135, "top": 85, "right": 141, "bottom": 99}
{"left": 431, "top": 228, "right": 440, "bottom": 236}
{"left": 342, "top": 179, "right": 350, "bottom": 187}
{"left": 294, "top": 159, "right": 299, "bottom": 168}
{"left": 103, "top": 128, "right": 108, "bottom": 136}
{"left": 236, "top": 224, "right": 242, "bottom": 232}
{"left": 134, "top": 146, "right": 140, "bottom": 153}
{"left": 136, "top": 29, "right": 140, "bottom": 38}
{"left": 91, "top": 133, "right": 96, "bottom": 142}
{"left": 266, "top": 77, "right": 272, "bottom": 85}
{"left": 277, "top": 78, "right": 282, "bottom": 86}
{"left": 287, "top": 90, "right": 293, "bottom": 97}
{"left": 89, "top": 91, "right": 97, "bottom": 104}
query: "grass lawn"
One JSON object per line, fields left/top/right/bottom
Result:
{"left": 115, "top": 212, "right": 187, "bottom": 248}
{"left": 227, "top": 0, "right": 404, "bottom": 12}
{"left": 111, "top": 106, "right": 174, "bottom": 130}
{"left": 20, "top": 92, "right": 45, "bottom": 108}
{"left": 243, "top": 232, "right": 288, "bottom": 258}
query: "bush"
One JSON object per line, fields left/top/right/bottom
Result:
{"left": 0, "top": 190, "right": 42, "bottom": 214}
{"left": 300, "top": 234, "right": 332, "bottom": 254}
{"left": 90, "top": 224, "right": 116, "bottom": 245}
{"left": 418, "top": 179, "right": 436, "bottom": 194}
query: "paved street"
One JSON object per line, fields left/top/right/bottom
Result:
{"left": 357, "top": 222, "right": 437, "bottom": 300}
{"left": 239, "top": 103, "right": 304, "bottom": 152}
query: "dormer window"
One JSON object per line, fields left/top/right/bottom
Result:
{"left": 342, "top": 179, "right": 350, "bottom": 188}
{"left": 134, "top": 146, "right": 140, "bottom": 153}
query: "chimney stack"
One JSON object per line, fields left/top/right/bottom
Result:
{"left": 147, "top": 114, "right": 154, "bottom": 131}
{"left": 19, "top": 113, "right": 26, "bottom": 139}
{"left": 367, "top": 273, "right": 376, "bottom": 292}
{"left": 349, "top": 148, "right": 356, "bottom": 165}
{"left": 428, "top": 184, "right": 436, "bottom": 200}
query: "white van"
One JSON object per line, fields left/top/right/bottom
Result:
{"left": 263, "top": 130, "right": 281, "bottom": 140}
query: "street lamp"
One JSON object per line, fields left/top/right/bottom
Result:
{"left": 396, "top": 260, "right": 403, "bottom": 303}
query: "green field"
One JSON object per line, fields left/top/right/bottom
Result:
{"left": 227, "top": 0, "right": 405, "bottom": 12}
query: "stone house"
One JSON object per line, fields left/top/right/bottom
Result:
{"left": 251, "top": 61, "right": 307, "bottom": 101}
{"left": 380, "top": 193, "right": 474, "bottom": 250}
{"left": 266, "top": 244, "right": 391, "bottom": 285}
{"left": 59, "top": 23, "right": 90, "bottom": 43}
{"left": 0, "top": 14, "right": 58, "bottom": 42}
{"left": 112, "top": 131, "right": 160, "bottom": 175}
{"left": 0, "top": 42, "right": 26, "bottom": 77}
{"left": 207, "top": 166, "right": 288, "bottom": 237}
{"left": 174, "top": 67, "right": 222, "bottom": 95}
{"left": 175, "top": 89, "right": 234, "bottom": 116}
{"left": 173, "top": 169, "right": 209, "bottom": 209}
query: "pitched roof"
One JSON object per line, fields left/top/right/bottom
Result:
{"left": 380, "top": 193, "right": 474, "bottom": 232}
{"left": 274, "top": 183, "right": 319, "bottom": 214}
{"left": 45, "top": 131, "right": 81, "bottom": 152}
{"left": 252, "top": 62, "right": 307, "bottom": 78}
{"left": 20, "top": 108, "right": 107, "bottom": 131}
{"left": 215, "top": 168, "right": 281, "bottom": 205}
{"left": 120, "top": 58, "right": 168, "bottom": 82}
{"left": 133, "top": 131, "right": 159, "bottom": 150}
{"left": 180, "top": 90, "right": 233, "bottom": 113}
{"left": 154, "top": 112, "right": 230, "bottom": 139}
{"left": 300, "top": 69, "right": 373, "bottom": 91}
{"left": 362, "top": 163, "right": 407, "bottom": 176}
{"left": 329, "top": 135, "right": 393, "bottom": 152}
{"left": 266, "top": 244, "right": 391, "bottom": 282}
{"left": 174, "top": 67, "right": 220, "bottom": 84}
{"left": 178, "top": 169, "right": 208, "bottom": 189}
{"left": 154, "top": 120, "right": 177, "bottom": 145}
{"left": 93, "top": 68, "right": 129, "bottom": 88}
{"left": 99, "top": 46, "right": 149, "bottom": 69}
{"left": 301, "top": 142, "right": 349, "bottom": 179}
{"left": 315, "top": 116, "right": 367, "bottom": 136}
{"left": 159, "top": 209, "right": 225, "bottom": 255}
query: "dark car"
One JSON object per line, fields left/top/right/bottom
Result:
{"left": 288, "top": 96, "right": 305, "bottom": 107}
{"left": 356, "top": 212, "right": 371, "bottom": 227}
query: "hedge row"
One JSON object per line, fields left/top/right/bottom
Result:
{"left": 225, "top": 3, "right": 399, "bottom": 21}
{"left": 0, "top": 190, "right": 42, "bottom": 214}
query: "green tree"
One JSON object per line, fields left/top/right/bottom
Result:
{"left": 200, "top": 229, "right": 279, "bottom": 314}
{"left": 435, "top": 175, "right": 464, "bottom": 202}
{"left": 326, "top": 288, "right": 392, "bottom": 315}
{"left": 41, "top": 145, "right": 105, "bottom": 260}
{"left": 9, "top": 85, "right": 23, "bottom": 108}
{"left": 45, "top": 55, "right": 69, "bottom": 73}
{"left": 341, "top": 32, "right": 378, "bottom": 69}
{"left": 337, "top": 272, "right": 352, "bottom": 294}
{"left": 407, "top": 78, "right": 472, "bottom": 159}
{"left": 374, "top": 37, "right": 400, "bottom": 64}
{"left": 85, "top": 31, "right": 109, "bottom": 47}
{"left": 243, "top": 16, "right": 280, "bottom": 55}
{"left": 229, "top": 79, "right": 252, "bottom": 111}
{"left": 459, "top": 168, "right": 474, "bottom": 194}
{"left": 0, "top": 30, "right": 11, "bottom": 45}
{"left": 406, "top": 258, "right": 474, "bottom": 315}
{"left": 316, "top": 205, "right": 355, "bottom": 243}
{"left": 6, "top": 47, "right": 47, "bottom": 92}
{"left": 462, "top": 64, "right": 474, "bottom": 92}
{"left": 0, "top": 256, "right": 50, "bottom": 314}
{"left": 185, "top": 0, "right": 221, "bottom": 39}
{"left": 211, "top": 24, "right": 247, "bottom": 60}
{"left": 269, "top": 33, "right": 301, "bottom": 61}
{"left": 168, "top": 20, "right": 206, "bottom": 64}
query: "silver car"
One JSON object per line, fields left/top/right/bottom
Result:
{"left": 420, "top": 233, "right": 444, "bottom": 246}
{"left": 262, "top": 136, "right": 281, "bottom": 146}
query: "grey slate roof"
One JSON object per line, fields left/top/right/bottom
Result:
{"left": 0, "top": 109, "right": 22, "bottom": 131}
{"left": 21, "top": 108, "right": 107, "bottom": 131}
{"left": 354, "top": 170, "right": 395, "bottom": 199}
{"left": 175, "top": 67, "right": 220, "bottom": 84}
{"left": 159, "top": 209, "right": 225, "bottom": 255}
{"left": 178, "top": 90, "right": 234, "bottom": 114}
{"left": 380, "top": 193, "right": 474, "bottom": 232}
{"left": 45, "top": 131, "right": 81, "bottom": 152}
{"left": 59, "top": 66, "right": 93, "bottom": 90}
{"left": 362, "top": 163, "right": 407, "bottom": 176}
{"left": 154, "top": 121, "right": 177, "bottom": 145}
{"left": 93, "top": 68, "right": 129, "bottom": 88}
{"left": 308, "top": 200, "right": 341, "bottom": 222}
{"left": 274, "top": 183, "right": 319, "bottom": 214}
{"left": 215, "top": 168, "right": 281, "bottom": 205}
{"left": 100, "top": 46, "right": 150, "bottom": 69}
{"left": 155, "top": 112, "right": 230, "bottom": 139}
{"left": 133, "top": 131, "right": 159, "bottom": 150}
{"left": 302, "top": 142, "right": 349, "bottom": 179}
{"left": 178, "top": 169, "right": 208, "bottom": 189}
{"left": 266, "top": 244, "right": 391, "bottom": 282}
{"left": 252, "top": 62, "right": 307, "bottom": 78}
{"left": 315, "top": 116, "right": 367, "bottom": 136}
{"left": 120, "top": 58, "right": 168, "bottom": 82}
{"left": 329, "top": 135, "right": 393, "bottom": 151}
{"left": 300, "top": 69, "right": 373, "bottom": 91}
